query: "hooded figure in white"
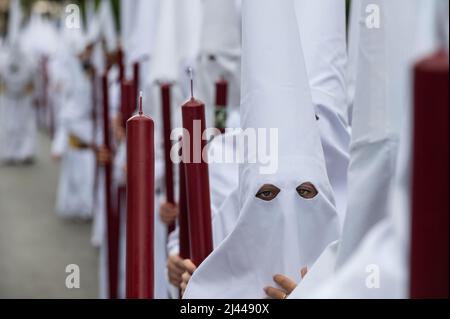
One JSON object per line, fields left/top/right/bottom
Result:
{"left": 0, "top": 41, "right": 37, "bottom": 163}
{"left": 144, "top": 0, "right": 203, "bottom": 299}
{"left": 208, "top": 0, "right": 350, "bottom": 248}
{"left": 196, "top": 0, "right": 242, "bottom": 129}
{"left": 164, "top": 0, "right": 242, "bottom": 284}
{"left": 0, "top": 0, "right": 37, "bottom": 163}
{"left": 184, "top": 0, "right": 340, "bottom": 299}
{"left": 289, "top": 0, "right": 448, "bottom": 299}
{"left": 51, "top": 25, "right": 95, "bottom": 219}
{"left": 295, "top": 0, "right": 350, "bottom": 226}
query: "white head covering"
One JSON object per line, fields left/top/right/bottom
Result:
{"left": 60, "top": 17, "right": 87, "bottom": 56}
{"left": 184, "top": 0, "right": 339, "bottom": 299}
{"left": 0, "top": 42, "right": 35, "bottom": 96}
{"left": 334, "top": 0, "right": 410, "bottom": 268}
{"left": 289, "top": 0, "right": 442, "bottom": 299}
{"left": 197, "top": 0, "right": 242, "bottom": 128}
{"left": 294, "top": 0, "right": 350, "bottom": 226}
{"left": 98, "top": 0, "right": 117, "bottom": 53}
{"left": 200, "top": 0, "right": 241, "bottom": 56}
{"left": 346, "top": 0, "right": 362, "bottom": 126}
{"left": 126, "top": 0, "right": 160, "bottom": 64}
{"left": 149, "top": 0, "right": 202, "bottom": 84}
{"left": 21, "top": 13, "right": 59, "bottom": 57}
{"left": 7, "top": 0, "right": 22, "bottom": 44}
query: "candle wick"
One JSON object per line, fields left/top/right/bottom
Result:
{"left": 139, "top": 91, "right": 143, "bottom": 115}
{"left": 188, "top": 67, "right": 194, "bottom": 99}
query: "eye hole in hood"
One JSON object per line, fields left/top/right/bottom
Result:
{"left": 296, "top": 182, "right": 318, "bottom": 199}
{"left": 255, "top": 184, "right": 281, "bottom": 202}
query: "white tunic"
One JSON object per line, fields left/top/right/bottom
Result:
{"left": 52, "top": 52, "right": 95, "bottom": 219}
{"left": 0, "top": 44, "right": 38, "bottom": 162}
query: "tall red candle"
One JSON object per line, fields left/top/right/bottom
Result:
{"left": 117, "top": 47, "right": 125, "bottom": 83}
{"left": 133, "top": 62, "right": 140, "bottom": 107}
{"left": 214, "top": 77, "right": 228, "bottom": 133}
{"left": 120, "top": 81, "right": 135, "bottom": 128}
{"left": 120, "top": 81, "right": 129, "bottom": 128}
{"left": 128, "top": 80, "right": 137, "bottom": 117}
{"left": 102, "top": 74, "right": 120, "bottom": 299}
{"left": 410, "top": 51, "right": 449, "bottom": 299}
{"left": 178, "top": 155, "right": 191, "bottom": 260}
{"left": 126, "top": 94, "right": 155, "bottom": 299}
{"left": 160, "top": 83, "right": 176, "bottom": 233}
{"left": 182, "top": 80, "right": 213, "bottom": 266}
{"left": 91, "top": 71, "right": 99, "bottom": 198}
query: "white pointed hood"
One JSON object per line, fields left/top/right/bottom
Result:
{"left": 294, "top": 0, "right": 350, "bottom": 225}
{"left": 149, "top": 0, "right": 202, "bottom": 83}
{"left": 148, "top": 0, "right": 178, "bottom": 83}
{"left": 200, "top": 0, "right": 241, "bottom": 56}
{"left": 289, "top": 0, "right": 442, "bottom": 299}
{"left": 7, "top": 0, "right": 22, "bottom": 44}
{"left": 184, "top": 0, "right": 339, "bottom": 299}
{"left": 98, "top": 0, "right": 117, "bottom": 53}
{"left": 126, "top": 0, "right": 160, "bottom": 64}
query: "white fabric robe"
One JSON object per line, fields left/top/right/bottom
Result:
{"left": 184, "top": 0, "right": 339, "bottom": 299}
{"left": 289, "top": 0, "right": 447, "bottom": 299}
{"left": 52, "top": 53, "right": 95, "bottom": 219}
{"left": 0, "top": 44, "right": 37, "bottom": 162}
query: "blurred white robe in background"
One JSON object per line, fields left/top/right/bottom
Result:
{"left": 0, "top": 42, "right": 37, "bottom": 163}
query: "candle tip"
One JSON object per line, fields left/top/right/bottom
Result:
{"left": 139, "top": 91, "right": 143, "bottom": 115}
{"left": 187, "top": 67, "right": 194, "bottom": 99}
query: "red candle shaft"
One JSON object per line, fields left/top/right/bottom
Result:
{"left": 161, "top": 83, "right": 175, "bottom": 233}
{"left": 120, "top": 81, "right": 129, "bottom": 128}
{"left": 215, "top": 79, "right": 228, "bottom": 133}
{"left": 128, "top": 80, "right": 137, "bottom": 117}
{"left": 161, "top": 84, "right": 175, "bottom": 200}
{"left": 410, "top": 52, "right": 449, "bottom": 299}
{"left": 121, "top": 81, "right": 135, "bottom": 128}
{"left": 133, "top": 62, "right": 140, "bottom": 106}
{"left": 117, "top": 47, "right": 125, "bottom": 82}
{"left": 126, "top": 112, "right": 155, "bottom": 299}
{"left": 102, "top": 74, "right": 120, "bottom": 299}
{"left": 179, "top": 159, "right": 191, "bottom": 260}
{"left": 215, "top": 78, "right": 228, "bottom": 107}
{"left": 182, "top": 98, "right": 213, "bottom": 266}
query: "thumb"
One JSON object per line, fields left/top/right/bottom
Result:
{"left": 300, "top": 267, "right": 308, "bottom": 279}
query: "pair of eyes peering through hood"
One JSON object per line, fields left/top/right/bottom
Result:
{"left": 255, "top": 183, "right": 318, "bottom": 201}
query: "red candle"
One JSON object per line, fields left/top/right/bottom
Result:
{"left": 160, "top": 83, "right": 176, "bottom": 233}
{"left": 117, "top": 47, "right": 125, "bottom": 83}
{"left": 133, "top": 62, "right": 140, "bottom": 106}
{"left": 182, "top": 79, "right": 213, "bottom": 266}
{"left": 128, "top": 80, "right": 137, "bottom": 117}
{"left": 178, "top": 151, "right": 191, "bottom": 260}
{"left": 91, "top": 71, "right": 99, "bottom": 197}
{"left": 120, "top": 81, "right": 129, "bottom": 128}
{"left": 120, "top": 81, "right": 135, "bottom": 128}
{"left": 215, "top": 77, "right": 228, "bottom": 133}
{"left": 410, "top": 51, "right": 449, "bottom": 299}
{"left": 126, "top": 94, "right": 155, "bottom": 299}
{"left": 102, "top": 74, "right": 120, "bottom": 299}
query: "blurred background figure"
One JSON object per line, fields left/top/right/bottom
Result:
{"left": 0, "top": 0, "right": 38, "bottom": 165}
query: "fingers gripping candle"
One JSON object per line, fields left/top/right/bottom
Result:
{"left": 126, "top": 93, "right": 155, "bottom": 299}
{"left": 182, "top": 69, "right": 213, "bottom": 266}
